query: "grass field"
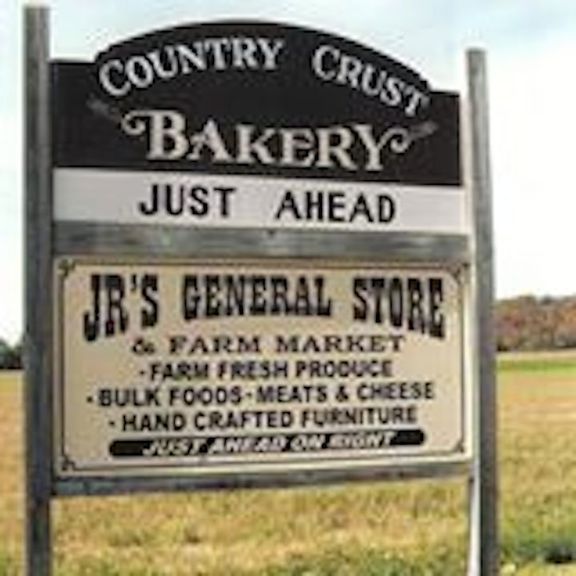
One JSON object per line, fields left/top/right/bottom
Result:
{"left": 3, "top": 352, "right": 576, "bottom": 575}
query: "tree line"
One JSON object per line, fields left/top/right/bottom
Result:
{"left": 0, "top": 338, "right": 22, "bottom": 370}
{"left": 496, "top": 295, "right": 576, "bottom": 351}
{"left": 0, "top": 295, "right": 575, "bottom": 367}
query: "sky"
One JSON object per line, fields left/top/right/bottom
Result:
{"left": 1, "top": 0, "right": 576, "bottom": 343}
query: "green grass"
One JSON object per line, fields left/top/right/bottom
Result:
{"left": 0, "top": 551, "right": 17, "bottom": 576}
{"left": 498, "top": 352, "right": 576, "bottom": 575}
{"left": 5, "top": 350, "right": 576, "bottom": 574}
{"left": 498, "top": 357, "right": 576, "bottom": 373}
{"left": 263, "top": 546, "right": 466, "bottom": 576}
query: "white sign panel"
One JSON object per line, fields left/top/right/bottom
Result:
{"left": 55, "top": 260, "right": 467, "bottom": 477}
{"left": 54, "top": 169, "right": 468, "bottom": 234}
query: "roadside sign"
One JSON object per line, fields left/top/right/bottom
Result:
{"left": 26, "top": 9, "right": 496, "bottom": 574}
{"left": 55, "top": 261, "right": 465, "bottom": 477}
{"left": 52, "top": 21, "right": 465, "bottom": 235}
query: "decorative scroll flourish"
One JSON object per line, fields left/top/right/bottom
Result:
{"left": 61, "top": 452, "right": 77, "bottom": 471}
{"left": 386, "top": 122, "right": 438, "bottom": 154}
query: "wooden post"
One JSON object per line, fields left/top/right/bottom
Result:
{"left": 24, "top": 5, "right": 53, "bottom": 576}
{"left": 467, "top": 48, "right": 499, "bottom": 576}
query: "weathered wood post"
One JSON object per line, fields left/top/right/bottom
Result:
{"left": 467, "top": 48, "right": 498, "bottom": 576}
{"left": 24, "top": 5, "right": 53, "bottom": 576}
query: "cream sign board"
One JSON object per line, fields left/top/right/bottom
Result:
{"left": 55, "top": 261, "right": 466, "bottom": 476}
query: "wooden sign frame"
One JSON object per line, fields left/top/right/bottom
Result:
{"left": 24, "top": 5, "right": 497, "bottom": 575}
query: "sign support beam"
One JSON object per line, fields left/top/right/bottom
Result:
{"left": 22, "top": 9, "right": 483, "bottom": 572}
{"left": 466, "top": 49, "right": 498, "bottom": 576}
{"left": 24, "top": 5, "right": 53, "bottom": 576}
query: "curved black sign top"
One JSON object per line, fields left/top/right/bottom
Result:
{"left": 52, "top": 21, "right": 461, "bottom": 186}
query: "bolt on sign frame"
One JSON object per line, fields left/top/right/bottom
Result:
{"left": 24, "top": 5, "right": 497, "bottom": 575}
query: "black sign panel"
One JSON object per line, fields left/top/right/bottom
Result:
{"left": 52, "top": 21, "right": 461, "bottom": 186}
